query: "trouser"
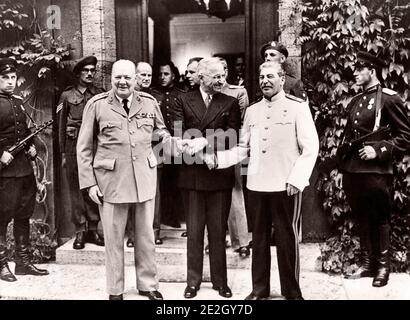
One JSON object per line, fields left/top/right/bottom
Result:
{"left": 247, "top": 189, "right": 302, "bottom": 298}
{"left": 99, "top": 200, "right": 158, "bottom": 295}
{"left": 227, "top": 164, "right": 249, "bottom": 249}
{"left": 343, "top": 173, "right": 393, "bottom": 258}
{"left": 161, "top": 164, "right": 184, "bottom": 226}
{"left": 182, "top": 189, "right": 232, "bottom": 288}
{"left": 0, "top": 174, "right": 36, "bottom": 240}
{"left": 65, "top": 154, "right": 100, "bottom": 232}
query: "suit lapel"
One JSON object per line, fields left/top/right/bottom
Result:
{"left": 186, "top": 90, "right": 207, "bottom": 122}
{"left": 199, "top": 93, "right": 227, "bottom": 131}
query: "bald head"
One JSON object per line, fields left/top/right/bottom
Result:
{"left": 111, "top": 59, "right": 137, "bottom": 98}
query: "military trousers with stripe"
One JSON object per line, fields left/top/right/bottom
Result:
{"left": 247, "top": 190, "right": 302, "bottom": 298}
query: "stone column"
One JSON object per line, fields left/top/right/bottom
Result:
{"left": 80, "top": 0, "right": 116, "bottom": 88}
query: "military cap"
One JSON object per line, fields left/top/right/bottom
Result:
{"left": 73, "top": 55, "right": 98, "bottom": 75}
{"left": 260, "top": 41, "right": 289, "bottom": 59}
{"left": 0, "top": 58, "right": 17, "bottom": 75}
{"left": 355, "top": 51, "right": 386, "bottom": 70}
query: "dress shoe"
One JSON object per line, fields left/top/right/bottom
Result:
{"left": 0, "top": 263, "right": 17, "bottom": 282}
{"left": 212, "top": 285, "right": 232, "bottom": 298}
{"left": 126, "top": 238, "right": 134, "bottom": 248}
{"left": 73, "top": 231, "right": 85, "bottom": 250}
{"left": 181, "top": 231, "right": 187, "bottom": 237}
{"left": 184, "top": 286, "right": 199, "bottom": 299}
{"left": 109, "top": 294, "right": 123, "bottom": 300}
{"left": 86, "top": 230, "right": 104, "bottom": 246}
{"left": 139, "top": 290, "right": 163, "bottom": 300}
{"left": 235, "top": 246, "right": 250, "bottom": 258}
{"left": 155, "top": 238, "right": 163, "bottom": 245}
{"left": 245, "top": 292, "right": 268, "bottom": 300}
{"left": 15, "top": 263, "right": 49, "bottom": 276}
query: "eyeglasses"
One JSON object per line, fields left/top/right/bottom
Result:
{"left": 82, "top": 68, "right": 96, "bottom": 74}
{"left": 203, "top": 73, "right": 226, "bottom": 80}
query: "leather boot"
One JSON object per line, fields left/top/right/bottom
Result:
{"left": 0, "top": 240, "right": 17, "bottom": 282}
{"left": 372, "top": 224, "right": 390, "bottom": 287}
{"left": 345, "top": 249, "right": 375, "bottom": 279}
{"left": 14, "top": 244, "right": 49, "bottom": 276}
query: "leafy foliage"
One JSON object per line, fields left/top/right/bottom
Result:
{"left": 300, "top": 0, "right": 410, "bottom": 274}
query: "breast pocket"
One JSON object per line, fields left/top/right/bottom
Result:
{"left": 272, "top": 117, "right": 296, "bottom": 148}
{"left": 67, "top": 97, "right": 85, "bottom": 120}
{"left": 136, "top": 118, "right": 154, "bottom": 135}
{"left": 99, "top": 121, "right": 123, "bottom": 144}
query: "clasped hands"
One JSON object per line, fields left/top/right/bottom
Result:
{"left": 175, "top": 137, "right": 208, "bottom": 156}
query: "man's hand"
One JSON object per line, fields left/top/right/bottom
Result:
{"left": 359, "top": 145, "right": 377, "bottom": 160}
{"left": 0, "top": 151, "right": 14, "bottom": 166}
{"left": 185, "top": 137, "right": 208, "bottom": 156}
{"left": 201, "top": 153, "right": 217, "bottom": 170}
{"left": 27, "top": 145, "right": 37, "bottom": 159}
{"left": 88, "top": 185, "right": 103, "bottom": 205}
{"left": 175, "top": 139, "right": 191, "bottom": 156}
{"left": 286, "top": 183, "right": 300, "bottom": 196}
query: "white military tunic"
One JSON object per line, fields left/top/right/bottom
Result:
{"left": 217, "top": 90, "right": 319, "bottom": 192}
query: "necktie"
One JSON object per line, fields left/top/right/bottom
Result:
{"left": 204, "top": 94, "right": 211, "bottom": 108}
{"left": 122, "top": 99, "right": 129, "bottom": 114}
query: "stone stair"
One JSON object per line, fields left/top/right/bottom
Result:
{"left": 56, "top": 225, "right": 322, "bottom": 282}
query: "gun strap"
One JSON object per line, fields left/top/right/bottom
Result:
{"left": 373, "top": 84, "right": 383, "bottom": 131}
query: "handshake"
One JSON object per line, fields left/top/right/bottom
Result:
{"left": 174, "top": 137, "right": 217, "bottom": 169}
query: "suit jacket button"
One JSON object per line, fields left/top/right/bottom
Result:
{"left": 129, "top": 130, "right": 134, "bottom": 134}
{"left": 132, "top": 156, "right": 137, "bottom": 161}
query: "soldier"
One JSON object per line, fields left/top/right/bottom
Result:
{"left": 0, "top": 58, "right": 49, "bottom": 282}
{"left": 260, "top": 41, "right": 307, "bottom": 101}
{"left": 341, "top": 52, "right": 410, "bottom": 287}
{"left": 58, "top": 55, "right": 105, "bottom": 250}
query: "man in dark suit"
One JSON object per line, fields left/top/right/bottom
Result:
{"left": 174, "top": 57, "right": 241, "bottom": 299}
{"left": 341, "top": 52, "right": 410, "bottom": 287}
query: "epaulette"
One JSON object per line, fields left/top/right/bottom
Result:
{"left": 285, "top": 93, "right": 304, "bottom": 103}
{"left": 12, "top": 94, "right": 23, "bottom": 100}
{"left": 175, "top": 86, "right": 187, "bottom": 93}
{"left": 87, "top": 91, "right": 109, "bottom": 104}
{"left": 382, "top": 88, "right": 397, "bottom": 96}
{"left": 138, "top": 91, "right": 156, "bottom": 101}
{"left": 63, "top": 85, "right": 75, "bottom": 91}
{"left": 228, "top": 84, "right": 244, "bottom": 89}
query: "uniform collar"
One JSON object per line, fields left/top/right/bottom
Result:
{"left": 363, "top": 83, "right": 380, "bottom": 94}
{"left": 263, "top": 90, "right": 285, "bottom": 103}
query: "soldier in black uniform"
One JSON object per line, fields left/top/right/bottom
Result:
{"left": 0, "top": 58, "right": 49, "bottom": 282}
{"left": 153, "top": 61, "right": 186, "bottom": 241}
{"left": 260, "top": 41, "right": 307, "bottom": 101}
{"left": 57, "top": 56, "right": 105, "bottom": 250}
{"left": 341, "top": 52, "right": 410, "bottom": 287}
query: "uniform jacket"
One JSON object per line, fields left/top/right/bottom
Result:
{"left": 58, "top": 85, "right": 104, "bottom": 154}
{"left": 0, "top": 93, "right": 33, "bottom": 178}
{"left": 221, "top": 82, "right": 249, "bottom": 120}
{"left": 217, "top": 90, "right": 319, "bottom": 192}
{"left": 340, "top": 85, "right": 410, "bottom": 174}
{"left": 173, "top": 89, "right": 241, "bottom": 191}
{"left": 76, "top": 90, "right": 172, "bottom": 203}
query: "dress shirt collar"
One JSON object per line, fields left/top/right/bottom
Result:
{"left": 199, "top": 86, "right": 212, "bottom": 103}
{"left": 115, "top": 92, "right": 133, "bottom": 105}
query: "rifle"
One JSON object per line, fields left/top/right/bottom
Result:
{"left": 317, "top": 126, "right": 391, "bottom": 174}
{"left": 0, "top": 119, "right": 53, "bottom": 171}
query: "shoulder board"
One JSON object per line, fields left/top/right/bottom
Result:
{"left": 88, "top": 91, "right": 109, "bottom": 104}
{"left": 138, "top": 91, "right": 156, "bottom": 101}
{"left": 12, "top": 94, "right": 23, "bottom": 100}
{"left": 175, "top": 87, "right": 187, "bottom": 93}
{"left": 63, "top": 85, "right": 75, "bottom": 91}
{"left": 228, "top": 84, "right": 244, "bottom": 89}
{"left": 382, "top": 88, "right": 397, "bottom": 96}
{"left": 285, "top": 93, "right": 304, "bottom": 103}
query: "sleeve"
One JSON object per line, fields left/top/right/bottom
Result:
{"left": 286, "top": 102, "right": 320, "bottom": 191}
{"left": 238, "top": 89, "right": 250, "bottom": 120}
{"left": 152, "top": 99, "right": 173, "bottom": 157}
{"left": 57, "top": 93, "right": 68, "bottom": 154}
{"left": 216, "top": 107, "right": 252, "bottom": 169}
{"left": 76, "top": 99, "right": 98, "bottom": 190}
{"left": 371, "top": 95, "right": 410, "bottom": 162}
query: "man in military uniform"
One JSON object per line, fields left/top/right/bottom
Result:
{"left": 205, "top": 62, "right": 319, "bottom": 300}
{"left": 77, "top": 59, "right": 175, "bottom": 300}
{"left": 58, "top": 55, "right": 105, "bottom": 250}
{"left": 341, "top": 52, "right": 410, "bottom": 287}
{"left": 153, "top": 61, "right": 186, "bottom": 240}
{"left": 0, "top": 58, "right": 49, "bottom": 282}
{"left": 260, "top": 41, "right": 307, "bottom": 101}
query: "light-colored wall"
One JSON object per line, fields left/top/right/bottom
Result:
{"left": 169, "top": 13, "right": 245, "bottom": 74}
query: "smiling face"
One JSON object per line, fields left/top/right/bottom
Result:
{"left": 199, "top": 60, "right": 226, "bottom": 94}
{"left": 259, "top": 63, "right": 285, "bottom": 99}
{"left": 136, "top": 62, "right": 152, "bottom": 90}
{"left": 111, "top": 60, "right": 136, "bottom": 99}
{"left": 0, "top": 72, "right": 17, "bottom": 95}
